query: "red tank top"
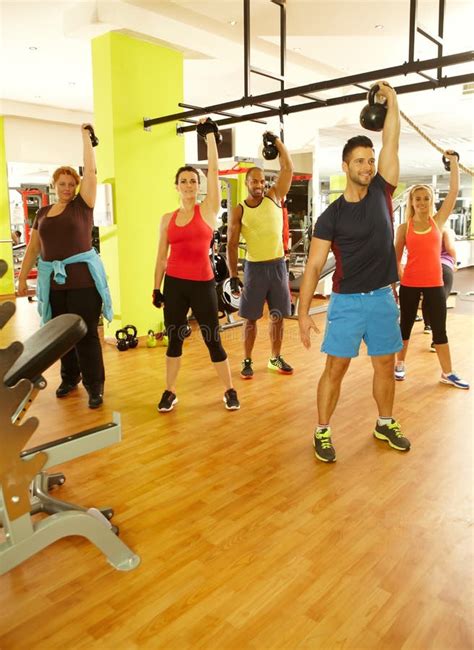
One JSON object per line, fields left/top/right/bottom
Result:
{"left": 402, "top": 217, "right": 443, "bottom": 287}
{"left": 166, "top": 204, "right": 214, "bottom": 281}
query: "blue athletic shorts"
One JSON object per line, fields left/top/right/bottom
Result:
{"left": 321, "top": 286, "right": 402, "bottom": 358}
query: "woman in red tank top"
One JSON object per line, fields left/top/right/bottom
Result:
{"left": 152, "top": 118, "right": 240, "bottom": 412}
{"left": 394, "top": 151, "right": 468, "bottom": 389}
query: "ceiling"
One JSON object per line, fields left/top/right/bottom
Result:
{"left": 0, "top": 0, "right": 473, "bottom": 180}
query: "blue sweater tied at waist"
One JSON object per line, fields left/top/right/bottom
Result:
{"left": 37, "top": 248, "right": 113, "bottom": 325}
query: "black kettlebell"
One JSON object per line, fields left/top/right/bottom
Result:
{"left": 116, "top": 328, "right": 129, "bottom": 351}
{"left": 124, "top": 324, "right": 138, "bottom": 349}
{"left": 359, "top": 85, "right": 387, "bottom": 132}
{"left": 84, "top": 124, "right": 99, "bottom": 147}
{"left": 262, "top": 131, "right": 279, "bottom": 160}
{"left": 442, "top": 151, "right": 460, "bottom": 171}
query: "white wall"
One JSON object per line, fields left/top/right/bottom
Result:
{"left": 4, "top": 117, "right": 84, "bottom": 166}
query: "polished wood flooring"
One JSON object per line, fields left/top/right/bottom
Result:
{"left": 0, "top": 281, "right": 473, "bottom": 649}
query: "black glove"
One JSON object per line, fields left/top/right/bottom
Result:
{"left": 83, "top": 124, "right": 99, "bottom": 147}
{"left": 230, "top": 277, "right": 243, "bottom": 295}
{"left": 152, "top": 289, "right": 165, "bottom": 308}
{"left": 196, "top": 118, "right": 223, "bottom": 145}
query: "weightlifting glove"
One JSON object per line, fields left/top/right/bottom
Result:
{"left": 230, "top": 277, "right": 243, "bottom": 295}
{"left": 196, "top": 118, "right": 222, "bottom": 144}
{"left": 152, "top": 289, "right": 165, "bottom": 308}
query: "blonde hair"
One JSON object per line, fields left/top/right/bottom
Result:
{"left": 52, "top": 166, "right": 81, "bottom": 186}
{"left": 404, "top": 184, "right": 435, "bottom": 222}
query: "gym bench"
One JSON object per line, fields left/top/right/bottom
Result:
{"left": 0, "top": 275, "right": 140, "bottom": 574}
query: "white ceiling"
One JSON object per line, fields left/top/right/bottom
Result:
{"left": 0, "top": 0, "right": 473, "bottom": 180}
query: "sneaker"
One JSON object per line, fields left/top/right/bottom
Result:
{"left": 373, "top": 419, "right": 410, "bottom": 451}
{"left": 414, "top": 314, "right": 422, "bottom": 322}
{"left": 430, "top": 342, "right": 436, "bottom": 352}
{"left": 158, "top": 390, "right": 178, "bottom": 412}
{"left": 313, "top": 428, "right": 336, "bottom": 463}
{"left": 56, "top": 378, "right": 81, "bottom": 398}
{"left": 223, "top": 388, "right": 240, "bottom": 410}
{"left": 267, "top": 355, "right": 293, "bottom": 375}
{"left": 394, "top": 362, "right": 406, "bottom": 381}
{"left": 440, "top": 373, "right": 470, "bottom": 390}
{"left": 423, "top": 325, "right": 432, "bottom": 334}
{"left": 240, "top": 358, "right": 254, "bottom": 380}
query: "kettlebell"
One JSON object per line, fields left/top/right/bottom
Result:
{"left": 442, "top": 151, "right": 460, "bottom": 171}
{"left": 146, "top": 329, "right": 157, "bottom": 348}
{"left": 262, "top": 132, "right": 279, "bottom": 160}
{"left": 115, "top": 328, "right": 129, "bottom": 351}
{"left": 359, "top": 85, "right": 387, "bottom": 132}
{"left": 124, "top": 324, "right": 138, "bottom": 349}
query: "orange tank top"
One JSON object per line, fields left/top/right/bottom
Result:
{"left": 401, "top": 217, "right": 443, "bottom": 287}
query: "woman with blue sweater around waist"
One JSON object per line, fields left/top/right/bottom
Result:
{"left": 18, "top": 123, "right": 112, "bottom": 409}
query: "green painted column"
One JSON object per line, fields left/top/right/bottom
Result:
{"left": 329, "top": 174, "right": 346, "bottom": 204}
{"left": 0, "top": 117, "right": 14, "bottom": 295}
{"left": 91, "top": 32, "right": 184, "bottom": 336}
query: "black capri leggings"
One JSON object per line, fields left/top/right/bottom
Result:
{"left": 399, "top": 285, "right": 448, "bottom": 345}
{"left": 422, "top": 263, "right": 454, "bottom": 327}
{"left": 163, "top": 275, "right": 227, "bottom": 362}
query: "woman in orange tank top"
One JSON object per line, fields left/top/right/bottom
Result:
{"left": 393, "top": 151, "right": 469, "bottom": 389}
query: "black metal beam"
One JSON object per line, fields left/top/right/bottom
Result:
{"left": 178, "top": 102, "right": 267, "bottom": 125}
{"left": 243, "top": 0, "right": 250, "bottom": 98}
{"left": 175, "top": 73, "right": 474, "bottom": 133}
{"left": 437, "top": 0, "right": 445, "bottom": 80}
{"left": 250, "top": 66, "right": 285, "bottom": 82}
{"left": 144, "top": 50, "right": 473, "bottom": 129}
{"left": 279, "top": 0, "right": 286, "bottom": 141}
{"left": 409, "top": 0, "right": 418, "bottom": 63}
{"left": 417, "top": 26, "right": 443, "bottom": 47}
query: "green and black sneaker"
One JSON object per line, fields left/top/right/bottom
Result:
{"left": 373, "top": 419, "right": 410, "bottom": 451}
{"left": 313, "top": 427, "right": 336, "bottom": 463}
{"left": 267, "top": 355, "right": 293, "bottom": 375}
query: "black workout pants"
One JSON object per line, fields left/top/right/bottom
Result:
{"left": 49, "top": 287, "right": 105, "bottom": 389}
{"left": 163, "top": 275, "right": 227, "bottom": 362}
{"left": 399, "top": 285, "right": 448, "bottom": 345}
{"left": 422, "top": 264, "right": 454, "bottom": 327}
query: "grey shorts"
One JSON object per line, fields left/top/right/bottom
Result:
{"left": 239, "top": 258, "right": 291, "bottom": 320}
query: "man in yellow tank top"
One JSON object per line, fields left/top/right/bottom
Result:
{"left": 227, "top": 133, "right": 294, "bottom": 379}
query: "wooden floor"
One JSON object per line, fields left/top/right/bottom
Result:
{"left": 0, "top": 279, "right": 473, "bottom": 649}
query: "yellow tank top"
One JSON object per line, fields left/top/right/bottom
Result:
{"left": 240, "top": 196, "right": 284, "bottom": 262}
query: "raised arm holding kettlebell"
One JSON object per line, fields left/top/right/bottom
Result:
{"left": 17, "top": 122, "right": 111, "bottom": 410}
{"left": 394, "top": 142, "right": 468, "bottom": 390}
{"left": 227, "top": 130, "right": 294, "bottom": 379}
{"left": 299, "top": 81, "right": 411, "bottom": 464}
{"left": 152, "top": 117, "right": 240, "bottom": 414}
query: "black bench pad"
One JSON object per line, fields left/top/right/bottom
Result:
{"left": 4, "top": 314, "right": 87, "bottom": 387}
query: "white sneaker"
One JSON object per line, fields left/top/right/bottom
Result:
{"left": 394, "top": 362, "right": 406, "bottom": 381}
{"left": 440, "top": 373, "right": 470, "bottom": 390}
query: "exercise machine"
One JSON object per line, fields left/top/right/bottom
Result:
{"left": 0, "top": 260, "right": 139, "bottom": 574}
